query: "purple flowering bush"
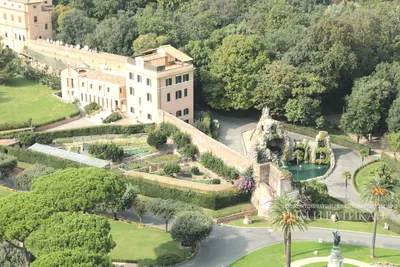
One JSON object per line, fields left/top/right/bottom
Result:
{"left": 235, "top": 176, "right": 255, "bottom": 193}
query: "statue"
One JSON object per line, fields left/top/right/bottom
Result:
{"left": 333, "top": 230, "right": 341, "bottom": 247}
{"left": 328, "top": 230, "right": 344, "bottom": 267}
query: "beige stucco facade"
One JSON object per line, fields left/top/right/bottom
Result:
{"left": 61, "top": 45, "right": 195, "bottom": 125}
{"left": 0, "top": 0, "right": 53, "bottom": 50}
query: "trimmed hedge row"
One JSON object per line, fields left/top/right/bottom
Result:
{"left": 34, "top": 124, "right": 155, "bottom": 145}
{"left": 200, "top": 152, "right": 238, "bottom": 181}
{"left": 0, "top": 154, "right": 17, "bottom": 177}
{"left": 383, "top": 217, "right": 400, "bottom": 235}
{"left": 0, "top": 146, "right": 85, "bottom": 169}
{"left": 125, "top": 176, "right": 251, "bottom": 210}
{"left": 352, "top": 159, "right": 379, "bottom": 192}
{"left": 311, "top": 205, "right": 374, "bottom": 222}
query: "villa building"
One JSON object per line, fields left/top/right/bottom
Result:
{"left": 61, "top": 45, "right": 195, "bottom": 124}
{"left": 0, "top": 0, "right": 53, "bottom": 50}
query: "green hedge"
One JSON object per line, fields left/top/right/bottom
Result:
{"left": 125, "top": 176, "right": 251, "bottom": 210}
{"left": 381, "top": 153, "right": 400, "bottom": 173}
{"left": 0, "top": 146, "right": 85, "bottom": 169}
{"left": 103, "top": 112, "right": 122, "bottom": 123}
{"left": 200, "top": 152, "right": 238, "bottom": 181}
{"left": 0, "top": 154, "right": 17, "bottom": 177}
{"left": 382, "top": 217, "right": 400, "bottom": 235}
{"left": 352, "top": 159, "right": 379, "bottom": 192}
{"left": 34, "top": 124, "right": 155, "bottom": 144}
{"left": 0, "top": 122, "right": 30, "bottom": 131}
{"left": 311, "top": 205, "right": 374, "bottom": 222}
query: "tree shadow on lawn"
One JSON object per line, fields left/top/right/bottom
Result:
{"left": 0, "top": 91, "right": 11, "bottom": 104}
{"left": 3, "top": 77, "right": 36, "bottom": 87}
{"left": 136, "top": 240, "right": 185, "bottom": 266}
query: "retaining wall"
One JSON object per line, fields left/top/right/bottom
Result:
{"left": 35, "top": 114, "right": 81, "bottom": 132}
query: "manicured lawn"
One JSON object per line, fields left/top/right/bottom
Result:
{"left": 226, "top": 217, "right": 399, "bottom": 236}
{"left": 354, "top": 162, "right": 385, "bottom": 191}
{"left": 229, "top": 242, "right": 400, "bottom": 267}
{"left": 0, "top": 77, "right": 79, "bottom": 125}
{"left": 303, "top": 264, "right": 358, "bottom": 267}
{"left": 108, "top": 220, "right": 185, "bottom": 265}
{"left": 0, "top": 188, "right": 13, "bottom": 198}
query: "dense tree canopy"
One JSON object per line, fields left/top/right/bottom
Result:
{"left": 31, "top": 168, "right": 126, "bottom": 212}
{"left": 170, "top": 211, "right": 213, "bottom": 249}
{"left": 0, "top": 240, "right": 24, "bottom": 267}
{"left": 47, "top": 0, "right": 400, "bottom": 131}
{"left": 15, "top": 164, "right": 54, "bottom": 191}
{"left": 31, "top": 250, "right": 114, "bottom": 267}
{"left": 26, "top": 212, "right": 115, "bottom": 257}
{"left": 0, "top": 43, "right": 19, "bottom": 84}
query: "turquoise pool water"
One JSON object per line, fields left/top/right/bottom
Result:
{"left": 283, "top": 162, "right": 329, "bottom": 181}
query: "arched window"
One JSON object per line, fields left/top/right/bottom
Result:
{"left": 18, "top": 34, "right": 21, "bottom": 41}
{"left": 45, "top": 23, "right": 48, "bottom": 30}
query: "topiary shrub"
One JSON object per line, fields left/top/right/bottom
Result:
{"left": 17, "top": 132, "right": 36, "bottom": 147}
{"left": 147, "top": 130, "right": 167, "bottom": 148}
{"left": 181, "top": 144, "right": 198, "bottom": 158}
{"left": 172, "top": 131, "right": 191, "bottom": 148}
{"left": 103, "top": 112, "right": 122, "bottom": 123}
{"left": 160, "top": 122, "right": 178, "bottom": 137}
{"left": 163, "top": 163, "right": 181, "bottom": 177}
{"left": 0, "top": 154, "right": 17, "bottom": 179}
{"left": 191, "top": 166, "right": 200, "bottom": 175}
{"left": 88, "top": 142, "right": 124, "bottom": 162}
{"left": 84, "top": 102, "right": 100, "bottom": 114}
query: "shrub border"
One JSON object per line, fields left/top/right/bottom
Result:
{"left": 352, "top": 159, "right": 379, "bottom": 193}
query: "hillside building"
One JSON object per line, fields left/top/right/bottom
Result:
{"left": 61, "top": 45, "right": 195, "bottom": 124}
{"left": 0, "top": 0, "right": 53, "bottom": 50}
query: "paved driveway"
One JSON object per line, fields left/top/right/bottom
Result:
{"left": 180, "top": 226, "right": 400, "bottom": 267}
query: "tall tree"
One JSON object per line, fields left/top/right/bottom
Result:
{"left": 0, "top": 43, "right": 19, "bottom": 84}
{"left": 360, "top": 176, "right": 397, "bottom": 258}
{"left": 284, "top": 97, "right": 321, "bottom": 126}
{"left": 385, "top": 132, "right": 400, "bottom": 161}
{"left": 359, "top": 147, "right": 369, "bottom": 165}
{"left": 31, "top": 168, "right": 126, "bottom": 212}
{"left": 341, "top": 171, "right": 352, "bottom": 202}
{"left": 97, "top": 183, "right": 137, "bottom": 220}
{"left": 170, "top": 211, "right": 213, "bottom": 251}
{"left": 146, "top": 198, "right": 177, "bottom": 232}
{"left": 387, "top": 98, "right": 400, "bottom": 133}
{"left": 204, "top": 34, "right": 269, "bottom": 110}
{"left": 0, "top": 194, "right": 54, "bottom": 266}
{"left": 269, "top": 195, "right": 307, "bottom": 267}
{"left": 26, "top": 212, "right": 115, "bottom": 257}
{"left": 341, "top": 77, "right": 391, "bottom": 141}
{"left": 85, "top": 11, "right": 138, "bottom": 56}
{"left": 57, "top": 9, "right": 97, "bottom": 45}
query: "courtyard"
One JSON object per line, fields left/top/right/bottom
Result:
{"left": 0, "top": 77, "right": 79, "bottom": 127}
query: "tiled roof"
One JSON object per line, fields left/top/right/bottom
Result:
{"left": 84, "top": 70, "right": 126, "bottom": 85}
{"left": 159, "top": 45, "right": 193, "bottom": 62}
{"left": 28, "top": 143, "right": 111, "bottom": 168}
{"left": 0, "top": 139, "right": 19, "bottom": 146}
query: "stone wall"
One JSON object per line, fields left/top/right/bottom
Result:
{"left": 24, "top": 40, "right": 130, "bottom": 72}
{"left": 213, "top": 209, "right": 258, "bottom": 224}
{"left": 158, "top": 110, "right": 252, "bottom": 172}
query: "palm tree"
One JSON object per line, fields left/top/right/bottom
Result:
{"left": 360, "top": 176, "right": 397, "bottom": 258}
{"left": 269, "top": 195, "right": 307, "bottom": 267}
{"left": 359, "top": 147, "right": 369, "bottom": 165}
{"left": 341, "top": 171, "right": 352, "bottom": 202}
